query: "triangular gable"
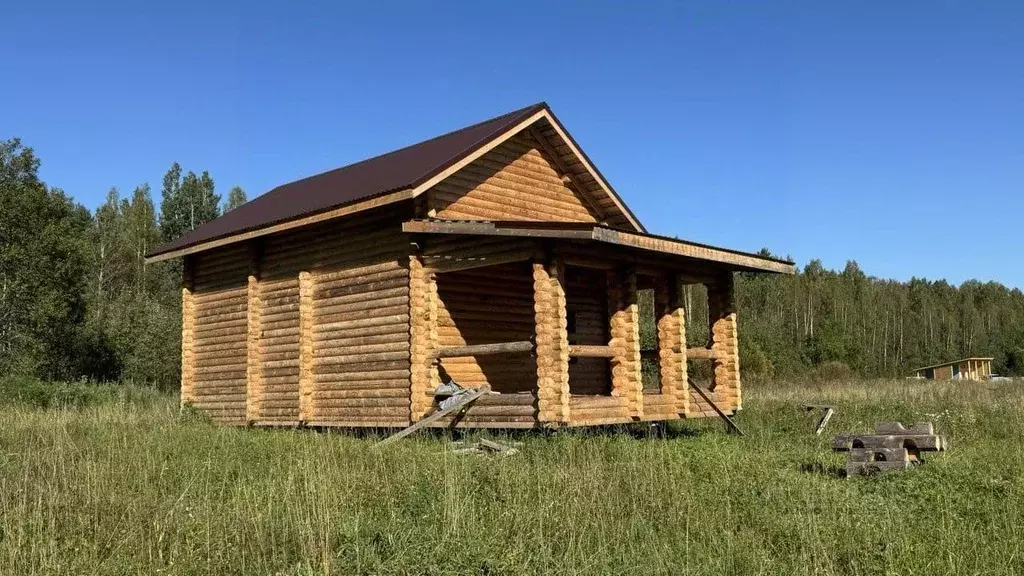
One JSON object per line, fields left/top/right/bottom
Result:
{"left": 147, "top": 103, "right": 644, "bottom": 263}
{"left": 423, "top": 130, "right": 603, "bottom": 224}
{"left": 407, "top": 108, "right": 644, "bottom": 232}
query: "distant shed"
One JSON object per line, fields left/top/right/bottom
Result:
{"left": 914, "top": 358, "right": 994, "bottom": 381}
{"left": 145, "top": 102, "right": 795, "bottom": 429}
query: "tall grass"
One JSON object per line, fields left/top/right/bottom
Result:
{"left": 0, "top": 377, "right": 1021, "bottom": 575}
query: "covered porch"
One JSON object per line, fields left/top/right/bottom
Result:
{"left": 405, "top": 220, "right": 794, "bottom": 429}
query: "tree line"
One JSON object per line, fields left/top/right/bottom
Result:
{"left": 0, "top": 138, "right": 244, "bottom": 388}
{"left": 1, "top": 137, "right": 1021, "bottom": 389}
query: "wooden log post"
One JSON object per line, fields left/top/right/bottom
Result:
{"left": 609, "top": 267, "right": 643, "bottom": 419}
{"left": 708, "top": 272, "right": 741, "bottom": 411}
{"left": 245, "top": 242, "right": 263, "bottom": 423}
{"left": 298, "top": 270, "right": 315, "bottom": 423}
{"left": 656, "top": 274, "right": 689, "bottom": 415}
{"left": 408, "top": 253, "right": 434, "bottom": 421}
{"left": 180, "top": 256, "right": 196, "bottom": 408}
{"left": 533, "top": 258, "right": 570, "bottom": 425}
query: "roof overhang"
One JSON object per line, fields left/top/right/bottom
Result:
{"left": 913, "top": 357, "right": 995, "bottom": 372}
{"left": 145, "top": 189, "right": 414, "bottom": 263}
{"left": 402, "top": 220, "right": 795, "bottom": 275}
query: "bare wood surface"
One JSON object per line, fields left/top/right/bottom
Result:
{"left": 688, "top": 377, "right": 744, "bottom": 436}
{"left": 567, "top": 344, "right": 615, "bottom": 358}
{"left": 430, "top": 340, "right": 535, "bottom": 359}
{"left": 374, "top": 385, "right": 491, "bottom": 448}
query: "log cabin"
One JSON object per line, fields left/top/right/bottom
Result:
{"left": 146, "top": 102, "right": 795, "bottom": 429}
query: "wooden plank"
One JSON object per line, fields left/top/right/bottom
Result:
{"left": 374, "top": 385, "right": 492, "bottom": 448}
{"left": 688, "top": 377, "right": 744, "bottom": 436}
{"left": 402, "top": 220, "right": 795, "bottom": 275}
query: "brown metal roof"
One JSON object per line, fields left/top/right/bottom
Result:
{"left": 148, "top": 102, "right": 549, "bottom": 258}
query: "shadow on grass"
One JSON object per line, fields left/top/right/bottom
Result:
{"left": 798, "top": 461, "right": 847, "bottom": 479}
{"left": 304, "top": 421, "right": 709, "bottom": 443}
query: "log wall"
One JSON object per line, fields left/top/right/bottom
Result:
{"left": 426, "top": 131, "right": 601, "bottom": 223}
{"left": 564, "top": 266, "right": 610, "bottom": 395}
{"left": 434, "top": 262, "right": 537, "bottom": 394}
{"left": 189, "top": 243, "right": 250, "bottom": 425}
{"left": 186, "top": 206, "right": 412, "bottom": 427}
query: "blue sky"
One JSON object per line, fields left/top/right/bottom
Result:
{"left": 4, "top": 2, "right": 1022, "bottom": 288}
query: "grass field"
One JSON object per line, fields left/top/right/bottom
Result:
{"left": 1, "top": 378, "right": 1022, "bottom": 575}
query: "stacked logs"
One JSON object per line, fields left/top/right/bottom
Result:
{"left": 709, "top": 274, "right": 741, "bottom": 412}
{"left": 426, "top": 391, "right": 539, "bottom": 428}
{"left": 685, "top": 274, "right": 740, "bottom": 418}
{"left": 297, "top": 271, "right": 314, "bottom": 422}
{"left": 405, "top": 253, "right": 430, "bottom": 420}
{"left": 180, "top": 258, "right": 196, "bottom": 409}
{"left": 569, "top": 395, "right": 629, "bottom": 425}
{"left": 652, "top": 275, "right": 687, "bottom": 419}
{"left": 188, "top": 243, "right": 250, "bottom": 425}
{"left": 833, "top": 422, "right": 946, "bottom": 476}
{"left": 564, "top": 266, "right": 611, "bottom": 395}
{"left": 433, "top": 263, "right": 536, "bottom": 392}
{"left": 244, "top": 254, "right": 262, "bottom": 423}
{"left": 533, "top": 260, "right": 570, "bottom": 424}
{"left": 427, "top": 132, "right": 600, "bottom": 224}
{"left": 309, "top": 257, "right": 411, "bottom": 427}
{"left": 608, "top": 269, "right": 643, "bottom": 420}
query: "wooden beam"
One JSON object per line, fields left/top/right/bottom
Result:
{"left": 680, "top": 347, "right": 721, "bottom": 360}
{"left": 567, "top": 344, "right": 615, "bottom": 358}
{"left": 402, "top": 220, "right": 795, "bottom": 275}
{"left": 430, "top": 340, "right": 535, "bottom": 359}
{"left": 374, "top": 385, "right": 491, "bottom": 448}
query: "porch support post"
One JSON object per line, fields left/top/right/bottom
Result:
{"left": 609, "top": 267, "right": 643, "bottom": 419}
{"left": 409, "top": 252, "right": 438, "bottom": 421}
{"left": 533, "top": 256, "right": 570, "bottom": 425}
{"left": 180, "top": 255, "right": 196, "bottom": 409}
{"left": 656, "top": 274, "right": 689, "bottom": 415}
{"left": 245, "top": 241, "right": 263, "bottom": 424}
{"left": 708, "top": 272, "right": 741, "bottom": 411}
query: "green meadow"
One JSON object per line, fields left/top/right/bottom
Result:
{"left": 0, "top": 377, "right": 1021, "bottom": 575}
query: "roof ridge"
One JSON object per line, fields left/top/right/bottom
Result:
{"left": 267, "top": 101, "right": 548, "bottom": 194}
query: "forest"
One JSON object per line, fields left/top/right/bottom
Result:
{"left": 2, "top": 136, "right": 1022, "bottom": 390}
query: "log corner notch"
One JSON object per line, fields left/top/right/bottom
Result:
{"left": 708, "top": 272, "right": 741, "bottom": 412}
{"left": 608, "top": 266, "right": 643, "bottom": 420}
{"left": 408, "top": 252, "right": 436, "bottom": 422}
{"left": 297, "top": 270, "right": 315, "bottom": 423}
{"left": 533, "top": 256, "right": 570, "bottom": 426}
{"left": 245, "top": 240, "right": 263, "bottom": 424}
{"left": 656, "top": 273, "right": 689, "bottom": 417}
{"left": 180, "top": 255, "right": 196, "bottom": 409}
